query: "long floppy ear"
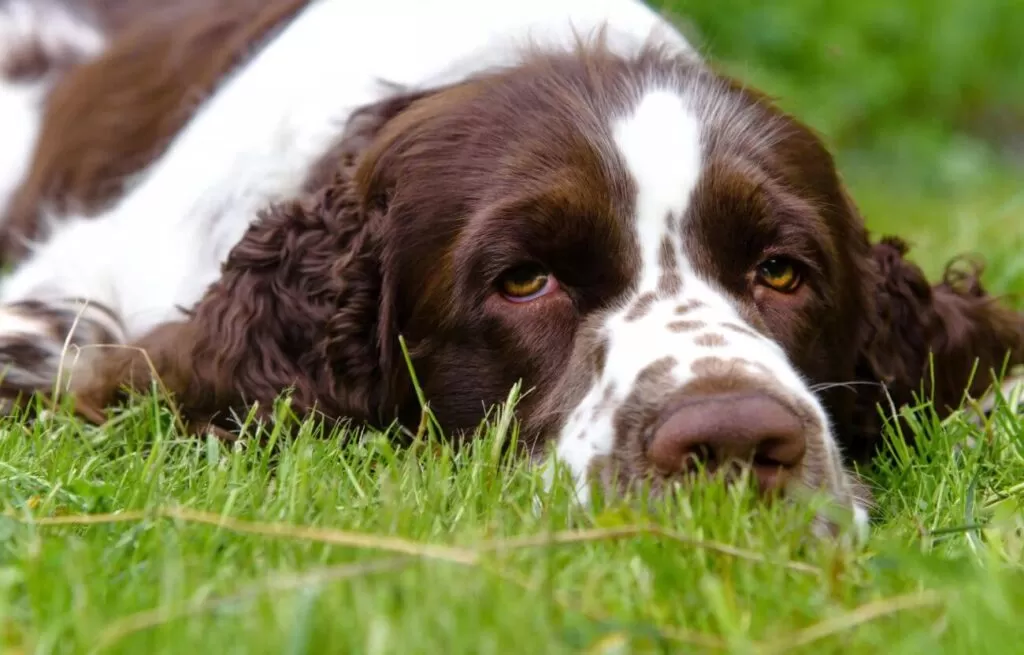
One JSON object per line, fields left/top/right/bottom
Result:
{"left": 71, "top": 88, "right": 440, "bottom": 430}
{"left": 71, "top": 174, "right": 387, "bottom": 430}
{"left": 194, "top": 176, "right": 390, "bottom": 423}
{"left": 851, "top": 236, "right": 1024, "bottom": 453}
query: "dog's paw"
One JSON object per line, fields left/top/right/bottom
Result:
{"left": 0, "top": 299, "right": 123, "bottom": 411}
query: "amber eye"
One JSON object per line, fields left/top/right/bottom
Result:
{"left": 498, "top": 265, "right": 553, "bottom": 301}
{"left": 756, "top": 258, "right": 802, "bottom": 293}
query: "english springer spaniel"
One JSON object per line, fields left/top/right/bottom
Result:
{"left": 1, "top": 0, "right": 1021, "bottom": 531}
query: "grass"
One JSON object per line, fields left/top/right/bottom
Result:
{"left": 2, "top": 1, "right": 1024, "bottom": 652}
{"left": 1, "top": 353, "right": 1023, "bottom": 654}
{"left": 851, "top": 170, "right": 1024, "bottom": 300}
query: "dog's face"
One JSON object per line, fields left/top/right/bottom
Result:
{"left": 348, "top": 46, "right": 873, "bottom": 511}
{"left": 77, "top": 42, "right": 1021, "bottom": 527}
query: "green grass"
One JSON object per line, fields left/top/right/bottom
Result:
{"left": 1, "top": 356, "right": 1023, "bottom": 654}
{"left": 851, "top": 171, "right": 1024, "bottom": 301}
{"left": 656, "top": 0, "right": 1024, "bottom": 190}
{"left": 2, "top": 0, "right": 1024, "bottom": 651}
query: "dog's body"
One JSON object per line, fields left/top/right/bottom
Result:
{"left": 0, "top": 0, "right": 684, "bottom": 328}
{"left": 0, "top": 0, "right": 1021, "bottom": 529}
{"left": 0, "top": 0, "right": 268, "bottom": 228}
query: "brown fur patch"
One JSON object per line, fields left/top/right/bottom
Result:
{"left": 0, "top": 336, "right": 51, "bottom": 372}
{"left": 664, "top": 212, "right": 679, "bottom": 233}
{"left": 1, "top": 39, "right": 56, "bottom": 81}
{"left": 0, "top": 0, "right": 309, "bottom": 264}
{"left": 637, "top": 356, "right": 677, "bottom": 386}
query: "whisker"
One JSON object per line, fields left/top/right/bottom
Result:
{"left": 808, "top": 381, "right": 885, "bottom": 393}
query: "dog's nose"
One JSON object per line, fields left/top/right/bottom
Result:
{"left": 647, "top": 392, "right": 807, "bottom": 492}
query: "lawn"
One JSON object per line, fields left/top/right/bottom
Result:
{"left": 2, "top": 1, "right": 1023, "bottom": 653}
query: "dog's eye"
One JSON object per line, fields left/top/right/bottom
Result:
{"left": 498, "top": 265, "right": 555, "bottom": 302}
{"left": 756, "top": 258, "right": 801, "bottom": 293}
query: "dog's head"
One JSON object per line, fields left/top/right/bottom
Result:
{"left": 76, "top": 42, "right": 1024, "bottom": 522}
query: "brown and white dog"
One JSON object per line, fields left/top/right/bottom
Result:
{"left": 0, "top": 0, "right": 1021, "bottom": 531}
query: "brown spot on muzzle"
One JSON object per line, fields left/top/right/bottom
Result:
{"left": 675, "top": 299, "right": 706, "bottom": 315}
{"left": 9, "top": 299, "right": 123, "bottom": 345}
{"left": 691, "top": 355, "right": 775, "bottom": 382}
{"left": 589, "top": 345, "right": 830, "bottom": 502}
{"left": 667, "top": 320, "right": 705, "bottom": 332}
{"left": 593, "top": 355, "right": 682, "bottom": 488}
{"left": 694, "top": 332, "right": 727, "bottom": 347}
{"left": 624, "top": 292, "right": 657, "bottom": 322}
{"left": 2, "top": 40, "right": 53, "bottom": 81}
{"left": 665, "top": 211, "right": 679, "bottom": 233}
{"left": 0, "top": 337, "right": 51, "bottom": 372}
{"left": 657, "top": 236, "right": 682, "bottom": 295}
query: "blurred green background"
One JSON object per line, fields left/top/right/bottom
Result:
{"left": 653, "top": 0, "right": 1023, "bottom": 298}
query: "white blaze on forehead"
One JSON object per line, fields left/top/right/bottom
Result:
{"left": 611, "top": 89, "right": 702, "bottom": 289}
{"left": 554, "top": 88, "right": 706, "bottom": 499}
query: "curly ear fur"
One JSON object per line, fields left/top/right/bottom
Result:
{"left": 849, "top": 236, "right": 1024, "bottom": 459}
{"left": 71, "top": 176, "right": 389, "bottom": 430}
{"left": 196, "top": 178, "right": 389, "bottom": 423}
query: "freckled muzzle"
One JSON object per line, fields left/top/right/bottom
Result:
{"left": 550, "top": 295, "right": 852, "bottom": 512}
{"left": 609, "top": 353, "right": 834, "bottom": 496}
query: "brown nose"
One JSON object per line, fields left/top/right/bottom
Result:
{"left": 647, "top": 392, "right": 807, "bottom": 492}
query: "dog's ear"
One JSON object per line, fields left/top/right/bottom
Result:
{"left": 192, "top": 175, "right": 389, "bottom": 423}
{"left": 72, "top": 176, "right": 387, "bottom": 429}
{"left": 851, "top": 236, "right": 1024, "bottom": 452}
{"left": 72, "top": 89, "right": 442, "bottom": 430}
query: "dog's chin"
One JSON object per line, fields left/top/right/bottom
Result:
{"left": 533, "top": 450, "right": 872, "bottom": 542}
